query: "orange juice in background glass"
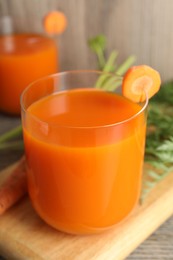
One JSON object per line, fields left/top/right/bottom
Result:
{"left": 21, "top": 71, "right": 148, "bottom": 235}
{"left": 0, "top": 16, "right": 58, "bottom": 115}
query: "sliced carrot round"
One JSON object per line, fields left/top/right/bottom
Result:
{"left": 122, "top": 65, "right": 161, "bottom": 102}
{"left": 43, "top": 11, "right": 67, "bottom": 35}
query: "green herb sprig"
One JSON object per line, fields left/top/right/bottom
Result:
{"left": 141, "top": 81, "right": 173, "bottom": 201}
{"left": 88, "top": 34, "right": 136, "bottom": 77}
{"left": 88, "top": 35, "right": 136, "bottom": 90}
{"left": 88, "top": 35, "right": 173, "bottom": 201}
{"left": 0, "top": 125, "right": 23, "bottom": 151}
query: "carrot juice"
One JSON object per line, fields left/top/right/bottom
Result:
{"left": 0, "top": 33, "right": 58, "bottom": 115}
{"left": 21, "top": 72, "right": 147, "bottom": 235}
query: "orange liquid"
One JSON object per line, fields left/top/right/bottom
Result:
{"left": 0, "top": 33, "right": 58, "bottom": 115}
{"left": 23, "top": 89, "right": 146, "bottom": 234}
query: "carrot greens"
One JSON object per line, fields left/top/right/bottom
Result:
{"left": 141, "top": 81, "right": 173, "bottom": 201}
{"left": 88, "top": 35, "right": 173, "bottom": 201}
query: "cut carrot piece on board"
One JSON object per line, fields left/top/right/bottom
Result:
{"left": 122, "top": 65, "right": 161, "bottom": 102}
{"left": 43, "top": 11, "right": 67, "bottom": 35}
{"left": 0, "top": 156, "right": 27, "bottom": 215}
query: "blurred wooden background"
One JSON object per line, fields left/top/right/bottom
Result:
{"left": 0, "top": 0, "right": 173, "bottom": 82}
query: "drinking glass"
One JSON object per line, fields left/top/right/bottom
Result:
{"left": 0, "top": 16, "right": 58, "bottom": 115}
{"left": 21, "top": 71, "right": 148, "bottom": 234}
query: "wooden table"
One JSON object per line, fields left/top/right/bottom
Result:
{"left": 0, "top": 113, "right": 173, "bottom": 260}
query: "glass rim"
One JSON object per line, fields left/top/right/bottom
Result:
{"left": 20, "top": 70, "right": 148, "bottom": 130}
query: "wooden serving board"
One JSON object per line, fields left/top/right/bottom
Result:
{"left": 0, "top": 164, "right": 173, "bottom": 260}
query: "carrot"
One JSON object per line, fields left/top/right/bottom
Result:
{"left": 0, "top": 156, "right": 27, "bottom": 215}
{"left": 122, "top": 65, "right": 161, "bottom": 102}
{"left": 43, "top": 11, "right": 67, "bottom": 35}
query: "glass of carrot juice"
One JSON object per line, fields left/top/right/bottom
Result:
{"left": 21, "top": 71, "right": 148, "bottom": 235}
{"left": 0, "top": 16, "right": 58, "bottom": 115}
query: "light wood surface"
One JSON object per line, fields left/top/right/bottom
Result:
{"left": 0, "top": 162, "right": 173, "bottom": 260}
{"left": 0, "top": 0, "right": 173, "bottom": 81}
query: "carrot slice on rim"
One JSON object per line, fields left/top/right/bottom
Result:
{"left": 43, "top": 11, "right": 67, "bottom": 35}
{"left": 122, "top": 65, "right": 161, "bottom": 102}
